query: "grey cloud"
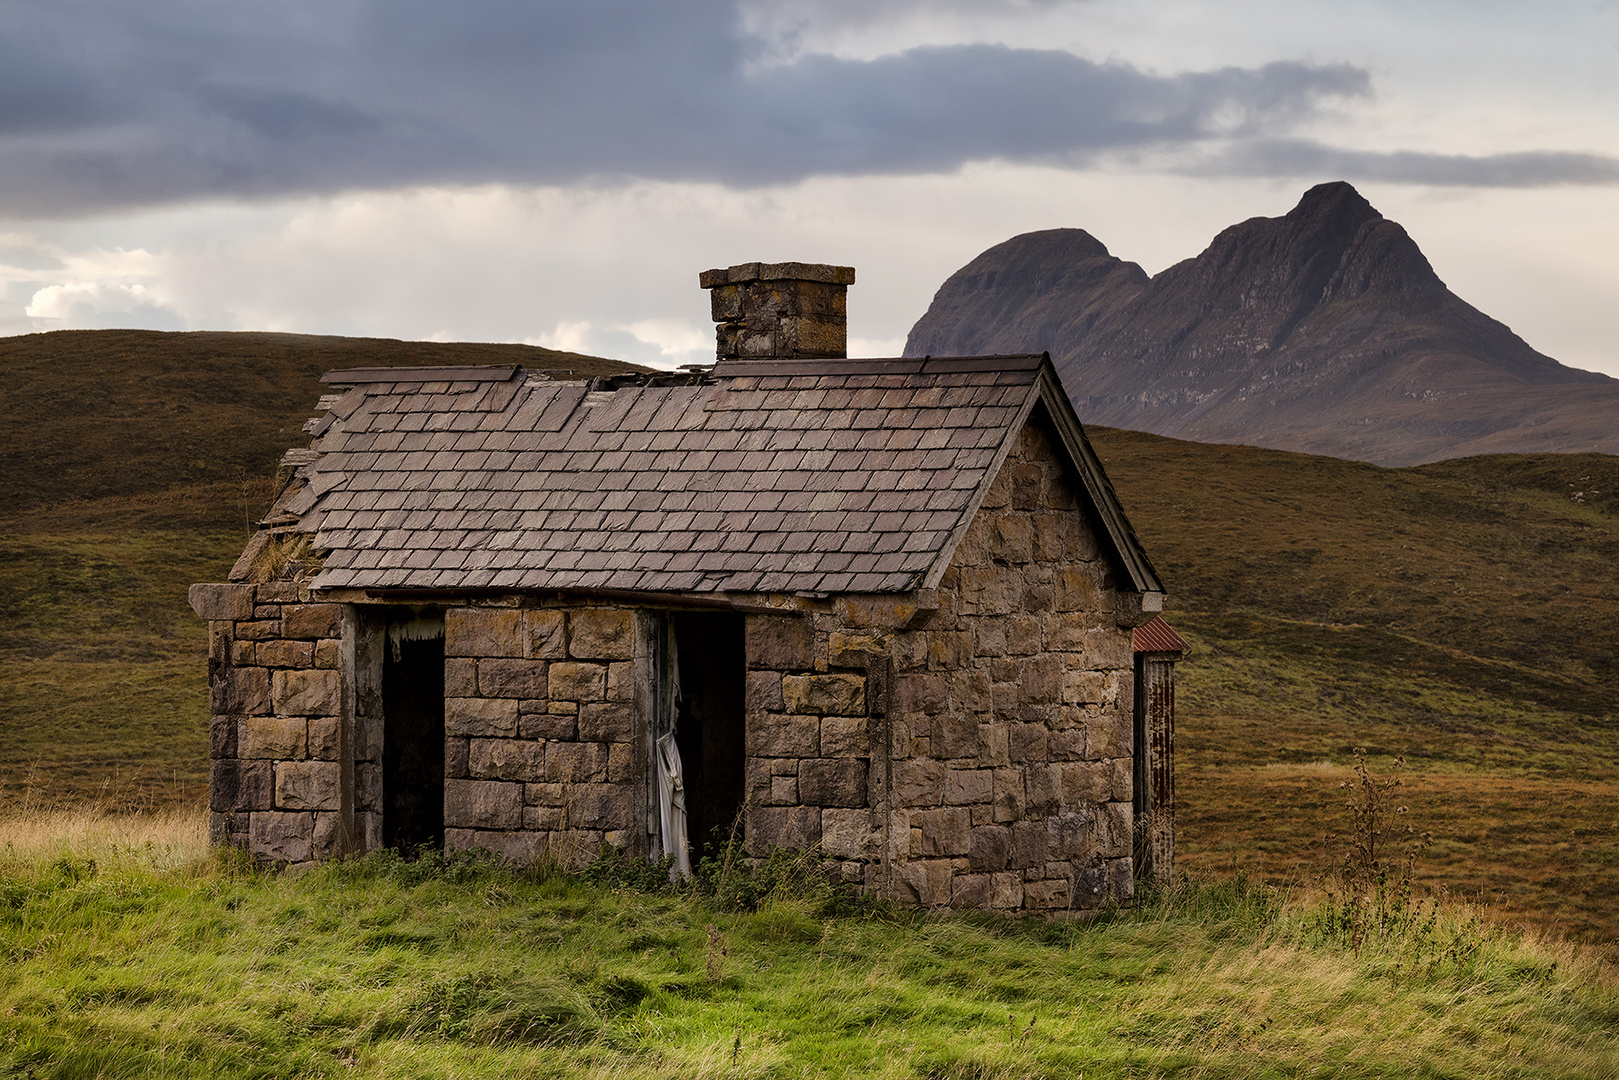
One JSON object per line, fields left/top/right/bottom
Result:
{"left": 0, "top": 0, "right": 1369, "bottom": 216}
{"left": 1203, "top": 139, "right": 1619, "bottom": 187}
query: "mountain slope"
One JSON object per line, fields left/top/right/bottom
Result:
{"left": 906, "top": 182, "right": 1619, "bottom": 466}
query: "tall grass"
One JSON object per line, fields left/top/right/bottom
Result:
{"left": 2, "top": 808, "right": 1616, "bottom": 1079}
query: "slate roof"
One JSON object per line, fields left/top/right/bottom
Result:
{"left": 267, "top": 354, "right": 1162, "bottom": 597}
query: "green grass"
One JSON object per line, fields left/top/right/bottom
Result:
{"left": 2, "top": 814, "right": 1616, "bottom": 1079}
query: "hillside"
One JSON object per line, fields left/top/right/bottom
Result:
{"left": 0, "top": 330, "right": 1615, "bottom": 942}
{"left": 906, "top": 182, "right": 1619, "bottom": 466}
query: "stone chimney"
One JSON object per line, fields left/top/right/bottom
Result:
{"left": 699, "top": 261, "right": 855, "bottom": 361}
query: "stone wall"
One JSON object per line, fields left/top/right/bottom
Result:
{"left": 741, "top": 412, "right": 1137, "bottom": 911}
{"left": 191, "top": 581, "right": 346, "bottom": 866}
{"left": 442, "top": 605, "right": 645, "bottom": 867}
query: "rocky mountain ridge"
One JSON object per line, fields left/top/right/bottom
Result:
{"left": 905, "top": 182, "right": 1618, "bottom": 465}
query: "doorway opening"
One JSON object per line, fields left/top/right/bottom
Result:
{"left": 668, "top": 611, "right": 746, "bottom": 863}
{"left": 381, "top": 609, "right": 445, "bottom": 854}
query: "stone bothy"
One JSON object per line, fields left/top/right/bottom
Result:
{"left": 189, "top": 261, "right": 1180, "bottom": 912}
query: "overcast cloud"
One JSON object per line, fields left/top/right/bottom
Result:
{"left": 0, "top": 0, "right": 1392, "bottom": 215}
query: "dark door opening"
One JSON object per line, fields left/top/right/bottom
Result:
{"left": 670, "top": 611, "right": 746, "bottom": 861}
{"left": 382, "top": 612, "right": 445, "bottom": 854}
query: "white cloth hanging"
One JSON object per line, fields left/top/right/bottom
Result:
{"left": 654, "top": 627, "right": 692, "bottom": 879}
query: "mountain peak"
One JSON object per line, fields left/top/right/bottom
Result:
{"left": 1288, "top": 180, "right": 1381, "bottom": 227}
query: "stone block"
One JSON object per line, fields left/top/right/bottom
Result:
{"left": 976, "top": 721, "right": 1009, "bottom": 767}
{"left": 932, "top": 713, "right": 978, "bottom": 759}
{"left": 767, "top": 775, "right": 798, "bottom": 805}
{"left": 313, "top": 638, "right": 341, "bottom": 669}
{"left": 968, "top": 824, "right": 1011, "bottom": 871}
{"left": 307, "top": 716, "right": 340, "bottom": 760}
{"left": 746, "top": 806, "right": 820, "bottom": 856}
{"left": 445, "top": 828, "right": 543, "bottom": 866}
{"left": 1024, "top": 878, "right": 1071, "bottom": 911}
{"left": 1062, "top": 670, "right": 1109, "bottom": 706}
{"left": 782, "top": 673, "right": 865, "bottom": 716}
{"left": 212, "top": 666, "right": 270, "bottom": 716}
{"left": 971, "top": 619, "right": 1007, "bottom": 658}
{"left": 1017, "top": 655, "right": 1061, "bottom": 705}
{"left": 569, "top": 608, "right": 635, "bottom": 660}
{"left": 607, "top": 741, "right": 635, "bottom": 782}
{"left": 746, "top": 670, "right": 784, "bottom": 712}
{"left": 445, "top": 607, "right": 523, "bottom": 658}
{"left": 745, "top": 615, "right": 813, "bottom": 670}
{"left": 893, "top": 859, "right": 953, "bottom": 906}
{"left": 273, "top": 669, "right": 341, "bottom": 717}
{"left": 1061, "top": 761, "right": 1113, "bottom": 807}
{"left": 276, "top": 760, "right": 341, "bottom": 811}
{"left": 544, "top": 741, "right": 609, "bottom": 783}
{"left": 959, "top": 565, "right": 1022, "bottom": 616}
{"left": 1008, "top": 722, "right": 1049, "bottom": 763}
{"left": 524, "top": 804, "right": 564, "bottom": 831}
{"left": 1050, "top": 727, "right": 1084, "bottom": 761}
{"left": 256, "top": 582, "right": 301, "bottom": 603}
{"left": 1026, "top": 763, "right": 1061, "bottom": 815}
{"left": 1049, "top": 811, "right": 1096, "bottom": 859}
{"left": 282, "top": 603, "right": 342, "bottom": 640}
{"left": 229, "top": 639, "right": 254, "bottom": 666}
{"left": 926, "top": 631, "right": 970, "bottom": 670}
{"left": 840, "top": 594, "right": 926, "bottom": 630}
{"left": 210, "top": 759, "right": 273, "bottom": 812}
{"left": 819, "top": 716, "right": 867, "bottom": 757}
{"left": 189, "top": 583, "right": 255, "bottom": 622}
{"left": 445, "top": 658, "right": 478, "bottom": 697}
{"left": 1111, "top": 756, "right": 1133, "bottom": 802}
{"left": 469, "top": 738, "right": 547, "bottom": 782}
{"left": 1007, "top": 616, "right": 1042, "bottom": 656}
{"left": 312, "top": 812, "right": 346, "bottom": 858}
{"left": 1080, "top": 629, "right": 1131, "bottom": 670}
{"left": 578, "top": 702, "right": 634, "bottom": 742}
{"left": 518, "top": 711, "right": 577, "bottom": 740}
{"left": 1055, "top": 568, "right": 1103, "bottom": 613}
{"left": 1042, "top": 613, "right": 1085, "bottom": 653}
{"left": 1009, "top": 820, "right": 1048, "bottom": 869}
{"left": 915, "top": 807, "right": 971, "bottom": 856}
{"left": 606, "top": 661, "right": 634, "bottom": 703}
{"left": 990, "top": 872, "right": 1024, "bottom": 910}
{"left": 1086, "top": 712, "right": 1129, "bottom": 760}
{"left": 255, "top": 639, "right": 313, "bottom": 669}
{"left": 356, "top": 762, "right": 382, "bottom": 812}
{"left": 210, "top": 714, "right": 238, "bottom": 759}
{"left": 444, "top": 778, "right": 523, "bottom": 829}
{"left": 479, "top": 658, "right": 547, "bottom": 699}
{"left": 827, "top": 631, "right": 883, "bottom": 667}
{"left": 445, "top": 697, "right": 518, "bottom": 738}
{"left": 746, "top": 714, "right": 819, "bottom": 757}
{"left": 798, "top": 759, "right": 867, "bottom": 807}
{"left": 525, "top": 782, "right": 565, "bottom": 806}
{"left": 1108, "top": 856, "right": 1135, "bottom": 904}
{"left": 528, "top": 609, "right": 567, "bottom": 658}
{"left": 991, "top": 767, "right": 1024, "bottom": 822}
{"left": 943, "top": 768, "right": 992, "bottom": 806}
{"left": 548, "top": 661, "right": 606, "bottom": 702}
{"left": 235, "top": 619, "right": 282, "bottom": 640}
{"left": 1100, "top": 801, "right": 1133, "bottom": 857}
{"left": 821, "top": 808, "right": 877, "bottom": 860}
{"left": 892, "top": 759, "right": 944, "bottom": 807}
{"left": 250, "top": 811, "right": 313, "bottom": 862}
{"left": 566, "top": 783, "right": 634, "bottom": 829}
{"left": 240, "top": 716, "right": 307, "bottom": 760}
{"left": 893, "top": 672, "right": 947, "bottom": 714}
{"left": 951, "top": 873, "right": 992, "bottom": 909}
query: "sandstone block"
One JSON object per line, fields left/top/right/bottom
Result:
{"left": 569, "top": 608, "right": 635, "bottom": 660}
{"left": 1062, "top": 670, "right": 1109, "bottom": 706}
{"left": 767, "top": 775, "right": 798, "bottom": 805}
{"left": 240, "top": 716, "right": 307, "bottom": 760}
{"left": 307, "top": 716, "right": 340, "bottom": 760}
{"left": 255, "top": 639, "right": 312, "bottom": 669}
{"left": 282, "top": 603, "right": 342, "bottom": 640}
{"left": 798, "top": 758, "right": 867, "bottom": 807}
{"left": 840, "top": 595, "right": 924, "bottom": 630}
{"left": 932, "top": 713, "right": 978, "bottom": 759}
{"left": 1073, "top": 859, "right": 1108, "bottom": 908}
{"left": 444, "top": 778, "right": 523, "bottom": 829}
{"left": 1018, "top": 655, "right": 1061, "bottom": 705}
{"left": 479, "top": 658, "right": 547, "bottom": 699}
{"left": 445, "top": 658, "right": 478, "bottom": 697}
{"left": 894, "top": 672, "right": 947, "bottom": 714}
{"left": 892, "top": 759, "right": 944, "bottom": 807}
{"left": 1049, "top": 727, "right": 1084, "bottom": 761}
{"left": 235, "top": 619, "right": 282, "bottom": 641}
{"left": 746, "top": 615, "right": 814, "bottom": 670}
{"left": 445, "top": 607, "right": 523, "bottom": 658}
{"left": 1024, "top": 878, "right": 1071, "bottom": 911}
{"left": 746, "top": 714, "right": 819, "bottom": 757}
{"left": 1111, "top": 756, "right": 1133, "bottom": 802}
{"left": 893, "top": 859, "right": 953, "bottom": 906}
{"left": 1086, "top": 712, "right": 1129, "bottom": 760}
{"left": 1060, "top": 761, "right": 1112, "bottom": 807}
{"left": 951, "top": 873, "right": 993, "bottom": 909}
{"left": 968, "top": 824, "right": 1011, "bottom": 871}
{"left": 990, "top": 871, "right": 1024, "bottom": 910}
{"left": 544, "top": 741, "right": 609, "bottom": 783}
{"left": 1042, "top": 613, "right": 1085, "bottom": 652}
{"left": 989, "top": 515, "right": 1033, "bottom": 564}
{"left": 528, "top": 609, "right": 567, "bottom": 658}
{"left": 524, "top": 805, "right": 564, "bottom": 831}
{"left": 819, "top": 716, "right": 867, "bottom": 757}
{"left": 273, "top": 669, "right": 341, "bottom": 716}
{"left": 608, "top": 741, "right": 635, "bottom": 783}
{"left": 746, "top": 806, "right": 820, "bottom": 856}
{"left": 578, "top": 702, "right": 634, "bottom": 742}
{"left": 1026, "top": 763, "right": 1061, "bottom": 815}
{"left": 821, "top": 808, "right": 877, "bottom": 860}
{"left": 1007, "top": 616, "right": 1042, "bottom": 656}
{"left": 548, "top": 661, "right": 606, "bottom": 702}
{"left": 210, "top": 714, "right": 238, "bottom": 759}
{"left": 189, "top": 583, "right": 254, "bottom": 622}
{"left": 782, "top": 673, "right": 865, "bottom": 716}
{"left": 313, "top": 638, "right": 341, "bottom": 669}
{"left": 991, "top": 767, "right": 1024, "bottom": 822}
{"left": 469, "top": 738, "right": 547, "bottom": 782}
{"left": 1100, "top": 801, "right": 1133, "bottom": 857}
{"left": 566, "top": 783, "right": 634, "bottom": 829}
{"left": 1081, "top": 629, "right": 1131, "bottom": 670}
{"left": 746, "top": 670, "right": 784, "bottom": 712}
{"left": 210, "top": 759, "right": 273, "bottom": 812}
{"left": 1049, "top": 811, "right": 1096, "bottom": 860}
{"left": 1010, "top": 820, "right": 1048, "bottom": 869}
{"left": 276, "top": 760, "right": 341, "bottom": 811}
{"left": 943, "top": 768, "right": 992, "bottom": 806}
{"left": 312, "top": 811, "right": 346, "bottom": 858}
{"left": 445, "top": 697, "right": 518, "bottom": 738}
{"left": 915, "top": 807, "right": 971, "bottom": 856}
{"left": 525, "top": 782, "right": 565, "bottom": 806}
{"left": 250, "top": 811, "right": 313, "bottom": 863}
{"left": 356, "top": 762, "right": 382, "bottom": 812}
{"left": 605, "top": 661, "right": 634, "bottom": 703}
{"left": 976, "top": 721, "right": 1009, "bottom": 767}
{"left": 212, "top": 666, "right": 270, "bottom": 716}
{"left": 445, "top": 828, "right": 542, "bottom": 866}
{"left": 518, "top": 708, "right": 577, "bottom": 740}
{"left": 1055, "top": 568, "right": 1103, "bottom": 613}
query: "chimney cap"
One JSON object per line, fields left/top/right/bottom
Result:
{"left": 699, "top": 261, "right": 855, "bottom": 289}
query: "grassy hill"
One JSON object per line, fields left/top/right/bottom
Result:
{"left": 1, "top": 329, "right": 1615, "bottom": 946}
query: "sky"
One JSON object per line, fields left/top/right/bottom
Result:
{"left": 2, "top": 0, "right": 1617, "bottom": 376}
